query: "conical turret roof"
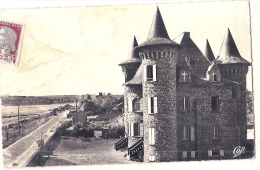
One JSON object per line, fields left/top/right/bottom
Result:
{"left": 216, "top": 28, "right": 250, "bottom": 65}
{"left": 205, "top": 39, "right": 215, "bottom": 62}
{"left": 138, "top": 7, "right": 179, "bottom": 48}
{"left": 119, "top": 36, "right": 141, "bottom": 65}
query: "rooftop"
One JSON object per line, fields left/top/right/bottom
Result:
{"left": 215, "top": 28, "right": 250, "bottom": 65}
{"left": 119, "top": 36, "right": 141, "bottom": 65}
{"left": 205, "top": 39, "right": 215, "bottom": 62}
{"left": 137, "top": 7, "right": 179, "bottom": 48}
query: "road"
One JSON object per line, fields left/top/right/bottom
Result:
{"left": 3, "top": 111, "right": 68, "bottom": 168}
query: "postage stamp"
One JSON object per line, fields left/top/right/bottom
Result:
{"left": 0, "top": 21, "right": 23, "bottom": 64}
{"left": 0, "top": 0, "right": 258, "bottom": 170}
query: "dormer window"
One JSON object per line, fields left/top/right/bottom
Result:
{"left": 212, "top": 71, "right": 217, "bottom": 82}
{"left": 206, "top": 62, "right": 221, "bottom": 82}
{"left": 182, "top": 71, "right": 189, "bottom": 82}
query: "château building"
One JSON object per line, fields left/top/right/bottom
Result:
{"left": 116, "top": 7, "right": 250, "bottom": 162}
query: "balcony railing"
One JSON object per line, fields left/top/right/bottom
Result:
{"left": 115, "top": 136, "right": 128, "bottom": 151}
{"left": 128, "top": 139, "right": 143, "bottom": 158}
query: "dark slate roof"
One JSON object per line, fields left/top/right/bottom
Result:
{"left": 190, "top": 74, "right": 238, "bottom": 85}
{"left": 205, "top": 39, "right": 215, "bottom": 62}
{"left": 175, "top": 32, "right": 210, "bottom": 78}
{"left": 206, "top": 61, "right": 220, "bottom": 74}
{"left": 215, "top": 28, "right": 250, "bottom": 65}
{"left": 119, "top": 36, "right": 141, "bottom": 65}
{"left": 124, "top": 62, "right": 144, "bottom": 85}
{"left": 138, "top": 7, "right": 179, "bottom": 48}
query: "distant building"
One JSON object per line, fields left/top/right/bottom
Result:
{"left": 72, "top": 103, "right": 87, "bottom": 126}
{"left": 73, "top": 110, "right": 87, "bottom": 126}
{"left": 113, "top": 102, "right": 124, "bottom": 113}
{"left": 94, "top": 128, "right": 109, "bottom": 138}
{"left": 116, "top": 7, "right": 251, "bottom": 162}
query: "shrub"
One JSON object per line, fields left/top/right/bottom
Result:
{"left": 107, "top": 125, "right": 125, "bottom": 138}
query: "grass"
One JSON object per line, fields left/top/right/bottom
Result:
{"left": 2, "top": 114, "right": 51, "bottom": 148}
{"left": 38, "top": 137, "right": 136, "bottom": 166}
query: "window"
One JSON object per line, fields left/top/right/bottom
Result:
{"left": 182, "top": 126, "right": 195, "bottom": 141}
{"left": 144, "top": 65, "right": 157, "bottom": 82}
{"left": 129, "top": 123, "right": 139, "bottom": 136}
{"left": 149, "top": 128, "right": 155, "bottom": 145}
{"left": 133, "top": 98, "right": 140, "bottom": 111}
{"left": 182, "top": 71, "right": 189, "bottom": 82}
{"left": 212, "top": 149, "right": 219, "bottom": 156}
{"left": 182, "top": 151, "right": 188, "bottom": 159}
{"left": 211, "top": 96, "right": 219, "bottom": 111}
{"left": 148, "top": 97, "right": 158, "bottom": 114}
{"left": 213, "top": 125, "right": 219, "bottom": 139}
{"left": 191, "top": 151, "right": 196, "bottom": 158}
{"left": 182, "top": 126, "right": 189, "bottom": 140}
{"left": 212, "top": 72, "right": 217, "bottom": 82}
{"left": 190, "top": 126, "right": 195, "bottom": 141}
{"left": 182, "top": 97, "right": 190, "bottom": 111}
{"left": 148, "top": 155, "right": 156, "bottom": 162}
{"left": 185, "top": 57, "right": 191, "bottom": 66}
{"left": 209, "top": 149, "right": 222, "bottom": 157}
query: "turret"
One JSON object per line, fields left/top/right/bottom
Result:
{"left": 215, "top": 28, "right": 250, "bottom": 91}
{"left": 136, "top": 7, "right": 180, "bottom": 162}
{"left": 205, "top": 39, "right": 215, "bottom": 63}
{"left": 215, "top": 28, "right": 251, "bottom": 147}
{"left": 119, "top": 36, "right": 141, "bottom": 83}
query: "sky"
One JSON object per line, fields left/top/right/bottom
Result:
{"left": 0, "top": 0, "right": 253, "bottom": 96}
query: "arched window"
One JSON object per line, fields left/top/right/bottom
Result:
{"left": 133, "top": 98, "right": 140, "bottom": 111}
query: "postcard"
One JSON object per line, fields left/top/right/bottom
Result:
{"left": 0, "top": 0, "right": 258, "bottom": 170}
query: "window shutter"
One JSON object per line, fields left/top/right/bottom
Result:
{"left": 148, "top": 155, "right": 156, "bottom": 162}
{"left": 151, "top": 128, "right": 155, "bottom": 145}
{"left": 154, "top": 97, "right": 158, "bottom": 113}
{"left": 149, "top": 128, "right": 155, "bottom": 145}
{"left": 148, "top": 97, "right": 151, "bottom": 114}
{"left": 191, "top": 151, "right": 196, "bottom": 158}
{"left": 128, "top": 98, "right": 133, "bottom": 112}
{"left": 188, "top": 126, "right": 190, "bottom": 139}
{"left": 128, "top": 123, "right": 131, "bottom": 136}
{"left": 208, "top": 150, "right": 212, "bottom": 157}
{"left": 149, "top": 128, "right": 152, "bottom": 144}
{"left": 124, "top": 97, "right": 128, "bottom": 112}
{"left": 139, "top": 123, "right": 144, "bottom": 136}
{"left": 153, "top": 65, "right": 157, "bottom": 81}
{"left": 190, "top": 126, "right": 195, "bottom": 141}
{"left": 182, "top": 151, "right": 187, "bottom": 159}
{"left": 130, "top": 123, "right": 134, "bottom": 137}
{"left": 220, "top": 150, "right": 224, "bottom": 156}
{"left": 144, "top": 65, "right": 147, "bottom": 82}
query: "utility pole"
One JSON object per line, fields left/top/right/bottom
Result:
{"left": 17, "top": 96, "right": 26, "bottom": 134}
{"left": 75, "top": 99, "right": 78, "bottom": 123}
{"left": 18, "top": 104, "right": 20, "bottom": 134}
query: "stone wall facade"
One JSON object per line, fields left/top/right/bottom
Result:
{"left": 177, "top": 84, "right": 241, "bottom": 160}
{"left": 139, "top": 46, "right": 179, "bottom": 162}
